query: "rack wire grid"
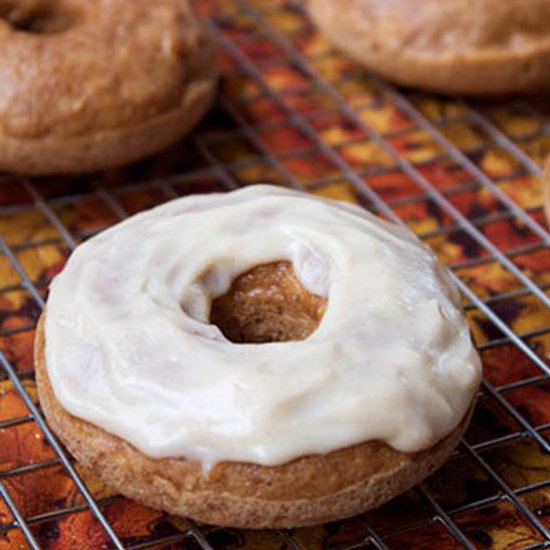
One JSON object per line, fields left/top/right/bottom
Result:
{"left": 0, "top": 0, "right": 548, "bottom": 548}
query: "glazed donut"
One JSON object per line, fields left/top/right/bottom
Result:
{"left": 36, "top": 185, "right": 481, "bottom": 528}
{"left": 307, "top": 0, "right": 550, "bottom": 95}
{"left": 0, "top": 0, "right": 217, "bottom": 175}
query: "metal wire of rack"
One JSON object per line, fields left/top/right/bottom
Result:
{"left": 0, "top": 0, "right": 548, "bottom": 548}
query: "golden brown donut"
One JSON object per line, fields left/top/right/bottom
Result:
{"left": 36, "top": 262, "right": 474, "bottom": 529}
{"left": 0, "top": 0, "right": 217, "bottom": 175}
{"left": 306, "top": 0, "right": 550, "bottom": 95}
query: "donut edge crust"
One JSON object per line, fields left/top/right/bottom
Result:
{"left": 306, "top": 0, "right": 550, "bottom": 95}
{"left": 0, "top": 26, "right": 218, "bottom": 175}
{"left": 35, "top": 313, "right": 474, "bottom": 529}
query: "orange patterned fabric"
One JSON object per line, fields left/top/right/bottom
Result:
{"left": 0, "top": 0, "right": 548, "bottom": 548}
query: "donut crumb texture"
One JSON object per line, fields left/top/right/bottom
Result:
{"left": 210, "top": 262, "right": 327, "bottom": 344}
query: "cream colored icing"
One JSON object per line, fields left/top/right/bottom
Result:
{"left": 45, "top": 184, "right": 481, "bottom": 466}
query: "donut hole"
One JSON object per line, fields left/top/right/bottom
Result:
{"left": 210, "top": 262, "right": 327, "bottom": 344}
{"left": 0, "top": 2, "right": 76, "bottom": 34}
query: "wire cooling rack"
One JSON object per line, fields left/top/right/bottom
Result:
{"left": 0, "top": 0, "right": 548, "bottom": 548}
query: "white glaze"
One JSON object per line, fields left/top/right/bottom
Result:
{"left": 45, "top": 185, "right": 481, "bottom": 466}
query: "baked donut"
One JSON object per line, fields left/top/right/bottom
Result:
{"left": 0, "top": 0, "right": 217, "bottom": 175}
{"left": 306, "top": 0, "right": 550, "bottom": 95}
{"left": 36, "top": 185, "right": 481, "bottom": 528}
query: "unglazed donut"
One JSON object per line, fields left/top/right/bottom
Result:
{"left": 36, "top": 185, "right": 481, "bottom": 528}
{"left": 0, "top": 0, "right": 217, "bottom": 175}
{"left": 307, "top": 0, "right": 550, "bottom": 95}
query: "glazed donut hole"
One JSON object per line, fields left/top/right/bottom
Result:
{"left": 0, "top": 1, "right": 77, "bottom": 34}
{"left": 210, "top": 261, "right": 327, "bottom": 344}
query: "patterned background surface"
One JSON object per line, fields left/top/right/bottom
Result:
{"left": 0, "top": 0, "right": 549, "bottom": 548}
